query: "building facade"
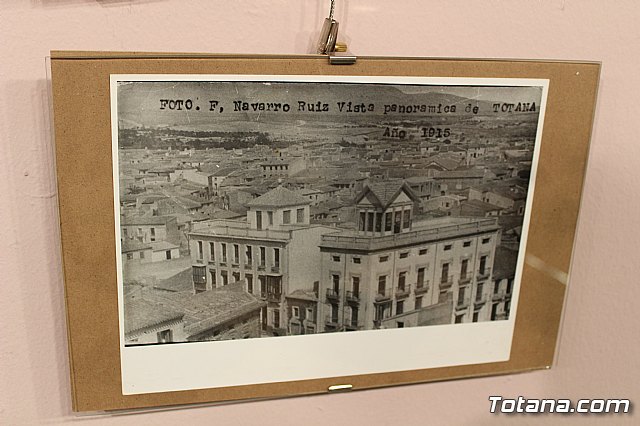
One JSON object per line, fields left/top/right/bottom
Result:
{"left": 189, "top": 186, "right": 335, "bottom": 335}
{"left": 317, "top": 182, "right": 500, "bottom": 332}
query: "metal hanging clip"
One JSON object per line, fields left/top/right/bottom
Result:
{"left": 316, "top": 0, "right": 356, "bottom": 65}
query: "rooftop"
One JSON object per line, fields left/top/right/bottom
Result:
{"left": 156, "top": 283, "right": 266, "bottom": 337}
{"left": 246, "top": 186, "right": 311, "bottom": 208}
{"left": 124, "top": 293, "right": 184, "bottom": 336}
{"left": 320, "top": 217, "right": 500, "bottom": 252}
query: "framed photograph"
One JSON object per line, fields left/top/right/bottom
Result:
{"left": 50, "top": 53, "right": 600, "bottom": 411}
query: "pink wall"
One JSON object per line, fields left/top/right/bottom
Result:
{"left": 1, "top": 1, "right": 638, "bottom": 424}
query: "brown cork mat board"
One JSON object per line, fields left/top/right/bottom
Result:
{"left": 49, "top": 52, "right": 600, "bottom": 412}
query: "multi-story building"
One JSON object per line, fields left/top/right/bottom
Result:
{"left": 120, "top": 215, "right": 181, "bottom": 245}
{"left": 189, "top": 186, "right": 336, "bottom": 335}
{"left": 317, "top": 181, "right": 500, "bottom": 332}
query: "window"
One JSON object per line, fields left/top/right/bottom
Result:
{"left": 192, "top": 266, "right": 206, "bottom": 285}
{"left": 461, "top": 259, "right": 469, "bottom": 279}
{"left": 473, "top": 311, "right": 479, "bottom": 322}
{"left": 283, "top": 210, "right": 291, "bottom": 224}
{"left": 221, "top": 243, "right": 227, "bottom": 263}
{"left": 379, "top": 255, "right": 389, "bottom": 263}
{"left": 126, "top": 253, "right": 133, "bottom": 260}
{"left": 396, "top": 300, "right": 404, "bottom": 315}
{"left": 332, "top": 274, "right": 340, "bottom": 292}
{"left": 399, "top": 251, "right": 409, "bottom": 259}
{"left": 419, "top": 248, "right": 428, "bottom": 255}
{"left": 476, "top": 282, "right": 484, "bottom": 302}
{"left": 165, "top": 250, "right": 172, "bottom": 260}
{"left": 233, "top": 244, "right": 239, "bottom": 263}
{"left": 366, "top": 212, "right": 374, "bottom": 232}
{"left": 457, "top": 287, "right": 466, "bottom": 306}
{"left": 273, "top": 310, "right": 280, "bottom": 328}
{"left": 384, "top": 212, "right": 392, "bottom": 231}
{"left": 256, "top": 210, "right": 263, "bottom": 230}
{"left": 359, "top": 212, "right": 366, "bottom": 231}
{"left": 352, "top": 276, "right": 360, "bottom": 295}
{"left": 232, "top": 272, "right": 240, "bottom": 282}
{"left": 296, "top": 208, "right": 304, "bottom": 223}
{"left": 394, "top": 212, "right": 402, "bottom": 233}
{"left": 415, "top": 296, "right": 423, "bottom": 310}
{"left": 330, "top": 304, "right": 339, "bottom": 322}
{"left": 210, "top": 270, "right": 217, "bottom": 287}
{"left": 479, "top": 255, "right": 487, "bottom": 274}
{"left": 482, "top": 237, "right": 491, "bottom": 244}
{"left": 209, "top": 242, "right": 215, "bottom": 261}
{"left": 197, "top": 241, "right": 203, "bottom": 260}
{"left": 274, "top": 248, "right": 280, "bottom": 268}
{"left": 455, "top": 314, "right": 464, "bottom": 324}
{"left": 378, "top": 275, "right": 387, "bottom": 295}
{"left": 463, "top": 240, "right": 471, "bottom": 247}
{"left": 352, "top": 257, "right": 361, "bottom": 264}
{"left": 139, "top": 251, "right": 145, "bottom": 260}
{"left": 444, "top": 244, "right": 452, "bottom": 251}
{"left": 246, "top": 274, "right": 253, "bottom": 293}
{"left": 397, "top": 321, "right": 405, "bottom": 328}
{"left": 221, "top": 270, "right": 228, "bottom": 285}
{"left": 157, "top": 329, "right": 173, "bottom": 343}
{"left": 375, "top": 213, "right": 382, "bottom": 232}
{"left": 402, "top": 209, "right": 411, "bottom": 229}
{"left": 351, "top": 307, "right": 359, "bottom": 326}
{"left": 268, "top": 211, "right": 273, "bottom": 225}
{"left": 260, "top": 247, "right": 266, "bottom": 267}
{"left": 292, "top": 306, "right": 300, "bottom": 318}
{"left": 150, "top": 227, "right": 156, "bottom": 242}
{"left": 398, "top": 271, "right": 407, "bottom": 291}
{"left": 259, "top": 276, "right": 266, "bottom": 297}
{"left": 332, "top": 255, "right": 340, "bottom": 262}
{"left": 417, "top": 267, "right": 426, "bottom": 288}
{"left": 245, "top": 245, "right": 252, "bottom": 265}
{"left": 441, "top": 263, "right": 450, "bottom": 284}
{"left": 494, "top": 282, "right": 501, "bottom": 294}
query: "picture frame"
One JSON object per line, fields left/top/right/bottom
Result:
{"left": 50, "top": 52, "right": 600, "bottom": 412}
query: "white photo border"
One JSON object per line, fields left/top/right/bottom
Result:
{"left": 110, "top": 74, "right": 549, "bottom": 395}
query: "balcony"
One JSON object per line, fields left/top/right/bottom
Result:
{"left": 320, "top": 218, "right": 500, "bottom": 252}
{"left": 477, "top": 268, "right": 492, "bottom": 280}
{"left": 456, "top": 296, "right": 470, "bottom": 311}
{"left": 474, "top": 293, "right": 487, "bottom": 306}
{"left": 266, "top": 292, "right": 282, "bottom": 303}
{"left": 271, "top": 265, "right": 281, "bottom": 273}
{"left": 414, "top": 280, "right": 430, "bottom": 295}
{"left": 257, "top": 263, "right": 266, "bottom": 271}
{"left": 492, "top": 290, "right": 505, "bottom": 301}
{"left": 439, "top": 276, "right": 454, "bottom": 290}
{"left": 374, "top": 289, "right": 392, "bottom": 303}
{"left": 346, "top": 291, "right": 360, "bottom": 304}
{"left": 245, "top": 262, "right": 252, "bottom": 268}
{"left": 459, "top": 274, "right": 472, "bottom": 284}
{"left": 395, "top": 284, "right": 411, "bottom": 299}
{"left": 325, "top": 315, "right": 339, "bottom": 327}
{"left": 345, "top": 321, "right": 359, "bottom": 331}
{"left": 326, "top": 288, "right": 340, "bottom": 302}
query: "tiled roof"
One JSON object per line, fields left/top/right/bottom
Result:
{"left": 149, "top": 241, "right": 180, "bottom": 251}
{"left": 121, "top": 240, "right": 151, "bottom": 253}
{"left": 246, "top": 186, "right": 311, "bottom": 208}
{"left": 124, "top": 294, "right": 184, "bottom": 335}
{"left": 356, "top": 181, "right": 419, "bottom": 209}
{"left": 160, "top": 283, "right": 266, "bottom": 337}
{"left": 121, "top": 215, "right": 175, "bottom": 226}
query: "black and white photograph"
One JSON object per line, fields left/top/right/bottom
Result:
{"left": 113, "top": 76, "right": 545, "bottom": 357}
